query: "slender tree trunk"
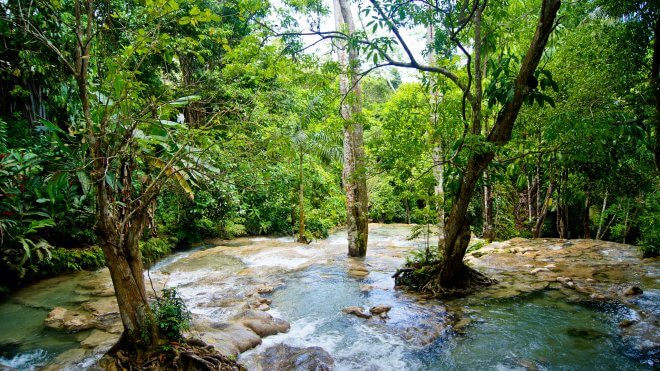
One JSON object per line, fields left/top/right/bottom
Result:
{"left": 404, "top": 198, "right": 411, "bottom": 224}
{"left": 334, "top": 0, "right": 368, "bottom": 257}
{"left": 535, "top": 154, "right": 542, "bottom": 218}
{"left": 428, "top": 23, "right": 446, "bottom": 237}
{"left": 527, "top": 175, "right": 533, "bottom": 222}
{"left": 622, "top": 201, "right": 630, "bottom": 244}
{"left": 533, "top": 181, "right": 554, "bottom": 238}
{"left": 556, "top": 170, "right": 568, "bottom": 239}
{"left": 596, "top": 190, "right": 608, "bottom": 240}
{"left": 583, "top": 191, "right": 591, "bottom": 239}
{"left": 297, "top": 152, "right": 307, "bottom": 243}
{"left": 429, "top": 0, "right": 561, "bottom": 290}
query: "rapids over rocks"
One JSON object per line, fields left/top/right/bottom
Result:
{"left": 0, "top": 224, "right": 657, "bottom": 370}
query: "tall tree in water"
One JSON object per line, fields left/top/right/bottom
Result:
{"left": 427, "top": 23, "right": 446, "bottom": 237}
{"left": 334, "top": 0, "right": 369, "bottom": 257}
{"left": 332, "top": 0, "right": 562, "bottom": 293}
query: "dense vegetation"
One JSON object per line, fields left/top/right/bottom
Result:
{"left": 0, "top": 0, "right": 657, "bottom": 362}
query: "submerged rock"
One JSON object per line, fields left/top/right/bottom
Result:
{"left": 260, "top": 344, "right": 334, "bottom": 371}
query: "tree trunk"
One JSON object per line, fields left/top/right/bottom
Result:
{"left": 404, "top": 197, "right": 411, "bottom": 224}
{"left": 334, "top": 0, "right": 368, "bottom": 257}
{"left": 482, "top": 171, "right": 494, "bottom": 242}
{"left": 535, "top": 155, "right": 541, "bottom": 218}
{"left": 428, "top": 23, "right": 446, "bottom": 237}
{"left": 556, "top": 170, "right": 568, "bottom": 239}
{"left": 527, "top": 175, "right": 533, "bottom": 222}
{"left": 297, "top": 152, "right": 307, "bottom": 243}
{"left": 596, "top": 190, "right": 608, "bottom": 240}
{"left": 427, "top": 0, "right": 561, "bottom": 291}
{"left": 583, "top": 191, "right": 591, "bottom": 239}
{"left": 533, "top": 181, "right": 554, "bottom": 238}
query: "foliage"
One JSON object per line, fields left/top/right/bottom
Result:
{"left": 140, "top": 236, "right": 179, "bottom": 267}
{"left": 637, "top": 190, "right": 660, "bottom": 257}
{"left": 152, "top": 288, "right": 192, "bottom": 341}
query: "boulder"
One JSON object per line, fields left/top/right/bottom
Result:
{"left": 44, "top": 307, "right": 96, "bottom": 331}
{"left": 400, "top": 322, "right": 446, "bottom": 346}
{"left": 369, "top": 305, "right": 391, "bottom": 316}
{"left": 80, "top": 329, "right": 119, "bottom": 349}
{"left": 260, "top": 344, "right": 334, "bottom": 371}
{"left": 623, "top": 286, "right": 643, "bottom": 296}
{"left": 208, "top": 322, "right": 262, "bottom": 353}
{"left": 342, "top": 306, "right": 371, "bottom": 319}
{"left": 234, "top": 310, "right": 290, "bottom": 337}
{"left": 257, "top": 285, "right": 274, "bottom": 294}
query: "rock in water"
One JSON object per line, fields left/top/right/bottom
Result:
{"left": 341, "top": 306, "right": 371, "bottom": 319}
{"left": 369, "top": 305, "right": 392, "bottom": 316}
{"left": 234, "top": 309, "right": 290, "bottom": 336}
{"left": 623, "top": 286, "right": 643, "bottom": 296}
{"left": 43, "top": 307, "right": 96, "bottom": 331}
{"left": 260, "top": 344, "right": 334, "bottom": 371}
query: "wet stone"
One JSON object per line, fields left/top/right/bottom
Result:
{"left": 342, "top": 306, "right": 371, "bottom": 319}
{"left": 623, "top": 286, "right": 643, "bottom": 296}
{"left": 260, "top": 344, "right": 334, "bottom": 371}
{"left": 369, "top": 305, "right": 392, "bottom": 316}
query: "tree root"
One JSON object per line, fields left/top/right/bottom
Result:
{"left": 101, "top": 336, "right": 244, "bottom": 371}
{"left": 395, "top": 263, "right": 496, "bottom": 298}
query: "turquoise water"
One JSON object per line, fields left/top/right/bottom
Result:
{"left": 256, "top": 266, "right": 649, "bottom": 370}
{"left": 0, "top": 273, "right": 91, "bottom": 369}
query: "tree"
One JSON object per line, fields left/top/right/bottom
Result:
{"left": 2, "top": 0, "right": 245, "bottom": 361}
{"left": 334, "top": 0, "right": 369, "bottom": 257}
{"left": 352, "top": 0, "right": 561, "bottom": 292}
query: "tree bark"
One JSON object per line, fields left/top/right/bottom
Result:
{"left": 334, "top": 0, "right": 368, "bottom": 257}
{"left": 431, "top": 0, "right": 561, "bottom": 290}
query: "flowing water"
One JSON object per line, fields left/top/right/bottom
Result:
{"left": 0, "top": 224, "right": 656, "bottom": 370}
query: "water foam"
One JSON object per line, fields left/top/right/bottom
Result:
{"left": 0, "top": 349, "right": 48, "bottom": 370}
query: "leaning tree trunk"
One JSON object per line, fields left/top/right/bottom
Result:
{"left": 426, "top": 0, "right": 561, "bottom": 293}
{"left": 334, "top": 0, "right": 368, "bottom": 257}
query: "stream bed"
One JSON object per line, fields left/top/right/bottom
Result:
{"left": 0, "top": 224, "right": 657, "bottom": 370}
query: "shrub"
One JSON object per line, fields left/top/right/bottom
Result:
{"left": 152, "top": 288, "right": 191, "bottom": 340}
